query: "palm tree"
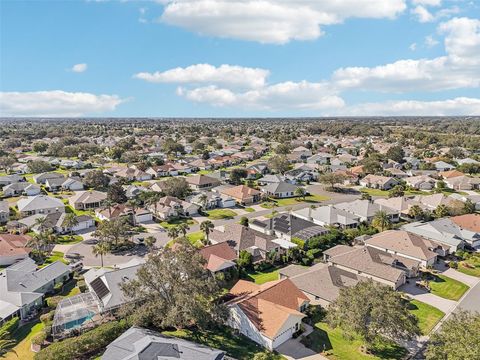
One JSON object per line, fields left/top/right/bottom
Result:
{"left": 199, "top": 193, "right": 208, "bottom": 210}
{"left": 92, "top": 241, "right": 110, "bottom": 267}
{"left": 408, "top": 205, "right": 424, "bottom": 220}
{"left": 0, "top": 326, "right": 15, "bottom": 357}
{"left": 167, "top": 226, "right": 180, "bottom": 240}
{"left": 63, "top": 213, "right": 78, "bottom": 237}
{"left": 34, "top": 216, "right": 47, "bottom": 232}
{"left": 177, "top": 223, "right": 190, "bottom": 238}
{"left": 294, "top": 187, "right": 307, "bottom": 200}
{"left": 372, "top": 210, "right": 391, "bottom": 232}
{"left": 200, "top": 220, "right": 214, "bottom": 243}
{"left": 127, "top": 198, "right": 140, "bottom": 226}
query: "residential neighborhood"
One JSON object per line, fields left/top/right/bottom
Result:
{"left": 0, "top": 117, "right": 479, "bottom": 360}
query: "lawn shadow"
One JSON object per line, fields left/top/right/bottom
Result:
{"left": 301, "top": 327, "right": 333, "bottom": 353}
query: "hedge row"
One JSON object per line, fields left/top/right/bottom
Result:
{"left": 34, "top": 319, "right": 129, "bottom": 360}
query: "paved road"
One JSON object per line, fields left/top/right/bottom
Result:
{"left": 455, "top": 280, "right": 480, "bottom": 313}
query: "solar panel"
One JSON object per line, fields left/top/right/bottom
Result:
{"left": 90, "top": 277, "right": 110, "bottom": 299}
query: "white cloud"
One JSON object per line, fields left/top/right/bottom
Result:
{"left": 332, "top": 17, "right": 480, "bottom": 92}
{"left": 341, "top": 97, "right": 480, "bottom": 116}
{"left": 409, "top": 42, "right": 417, "bottom": 51}
{"left": 134, "top": 64, "right": 269, "bottom": 89}
{"left": 0, "top": 90, "right": 125, "bottom": 117}
{"left": 411, "top": 0, "right": 441, "bottom": 6}
{"left": 424, "top": 35, "right": 439, "bottom": 47}
{"left": 71, "top": 63, "right": 88, "bottom": 73}
{"left": 160, "top": 0, "right": 406, "bottom": 44}
{"left": 411, "top": 5, "right": 434, "bottom": 22}
{"left": 178, "top": 81, "right": 345, "bottom": 111}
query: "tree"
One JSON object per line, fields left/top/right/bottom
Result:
{"left": 327, "top": 280, "right": 419, "bottom": 349}
{"left": 198, "top": 193, "right": 208, "bottom": 210}
{"left": 319, "top": 173, "right": 347, "bottom": 191}
{"left": 275, "top": 143, "right": 291, "bottom": 155}
{"left": 162, "top": 138, "right": 185, "bottom": 155}
{"left": 127, "top": 198, "right": 141, "bottom": 226}
{"left": 200, "top": 220, "right": 214, "bottom": 243}
{"left": 253, "top": 352, "right": 279, "bottom": 360}
{"left": 92, "top": 241, "right": 110, "bottom": 267}
{"left": 386, "top": 145, "right": 405, "bottom": 163}
{"left": 426, "top": 311, "right": 480, "bottom": 360}
{"left": 84, "top": 170, "right": 110, "bottom": 190}
{"left": 237, "top": 250, "right": 253, "bottom": 269}
{"left": 167, "top": 226, "right": 180, "bottom": 240}
{"left": 94, "top": 218, "right": 130, "bottom": 247}
{"left": 121, "top": 238, "right": 227, "bottom": 330}
{"left": 361, "top": 158, "right": 382, "bottom": 175}
{"left": 295, "top": 187, "right": 307, "bottom": 200}
{"left": 372, "top": 210, "right": 391, "bottom": 232}
{"left": 239, "top": 216, "right": 249, "bottom": 227}
{"left": 230, "top": 168, "right": 248, "bottom": 185}
{"left": 162, "top": 177, "right": 191, "bottom": 199}
{"left": 0, "top": 156, "right": 15, "bottom": 173}
{"left": 408, "top": 205, "right": 424, "bottom": 220}
{"left": 463, "top": 199, "right": 476, "bottom": 214}
{"left": 33, "top": 142, "right": 49, "bottom": 153}
{"left": 268, "top": 155, "right": 290, "bottom": 174}
{"left": 107, "top": 183, "right": 127, "bottom": 204}
{"left": 177, "top": 222, "right": 190, "bottom": 238}
{"left": 388, "top": 185, "right": 405, "bottom": 198}
{"left": 63, "top": 213, "right": 79, "bottom": 236}
{"left": 434, "top": 204, "right": 450, "bottom": 218}
{"left": 27, "top": 160, "right": 53, "bottom": 173}
{"left": 144, "top": 236, "right": 156, "bottom": 252}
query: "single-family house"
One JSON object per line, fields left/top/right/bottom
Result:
{"left": 279, "top": 263, "right": 366, "bottom": 307}
{"left": 219, "top": 185, "right": 262, "bottom": 205}
{"left": 450, "top": 214, "right": 480, "bottom": 248}
{"left": 334, "top": 200, "right": 400, "bottom": 223}
{"left": 187, "top": 191, "right": 235, "bottom": 209}
{"left": 33, "top": 172, "right": 65, "bottom": 185}
{"left": 0, "top": 175, "right": 25, "bottom": 187}
{"left": 444, "top": 176, "right": 480, "bottom": 191}
{"left": 96, "top": 204, "right": 153, "bottom": 223}
{"left": 434, "top": 161, "right": 455, "bottom": 172}
{"left": 0, "top": 258, "right": 70, "bottom": 323}
{"left": 323, "top": 245, "right": 407, "bottom": 289}
{"left": 227, "top": 279, "right": 309, "bottom": 350}
{"left": 0, "top": 234, "right": 31, "bottom": 266}
{"left": 185, "top": 174, "right": 221, "bottom": 191}
{"left": 102, "top": 327, "right": 225, "bottom": 360}
{"left": 359, "top": 174, "right": 398, "bottom": 190}
{"left": 405, "top": 175, "right": 436, "bottom": 190}
{"left": 17, "top": 195, "right": 65, "bottom": 217}
{"left": 261, "top": 181, "right": 298, "bottom": 199}
{"left": 199, "top": 242, "right": 237, "bottom": 273}
{"left": 2, "top": 182, "right": 41, "bottom": 197}
{"left": 401, "top": 220, "right": 466, "bottom": 252}
{"left": 293, "top": 205, "right": 360, "bottom": 229}
{"left": 69, "top": 190, "right": 107, "bottom": 210}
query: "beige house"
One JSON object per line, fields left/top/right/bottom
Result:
{"left": 69, "top": 190, "right": 107, "bottom": 210}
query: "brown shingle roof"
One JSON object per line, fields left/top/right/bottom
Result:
{"left": 0, "top": 234, "right": 31, "bottom": 257}
{"left": 451, "top": 214, "right": 480, "bottom": 233}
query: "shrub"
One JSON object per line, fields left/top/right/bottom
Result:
{"left": 40, "top": 311, "right": 55, "bottom": 324}
{"left": 32, "top": 331, "right": 47, "bottom": 346}
{"left": 291, "top": 237, "right": 306, "bottom": 250}
{"left": 306, "top": 248, "right": 322, "bottom": 258}
{"left": 46, "top": 296, "right": 63, "bottom": 309}
{"left": 1, "top": 317, "right": 19, "bottom": 334}
{"left": 77, "top": 280, "right": 88, "bottom": 293}
{"left": 35, "top": 319, "right": 129, "bottom": 360}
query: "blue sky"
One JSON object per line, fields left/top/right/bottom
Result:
{"left": 1, "top": 0, "right": 479, "bottom": 117}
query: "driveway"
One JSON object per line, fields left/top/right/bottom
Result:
{"left": 66, "top": 242, "right": 146, "bottom": 268}
{"left": 399, "top": 281, "right": 457, "bottom": 314}
{"left": 440, "top": 268, "right": 480, "bottom": 288}
{"left": 276, "top": 324, "right": 328, "bottom": 360}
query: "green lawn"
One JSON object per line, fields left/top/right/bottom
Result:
{"left": 360, "top": 188, "right": 389, "bottom": 197}
{"left": 56, "top": 234, "right": 84, "bottom": 245}
{"left": 41, "top": 251, "right": 68, "bottom": 267}
{"left": 185, "top": 231, "right": 205, "bottom": 246}
{"left": 408, "top": 300, "right": 445, "bottom": 335}
{"left": 458, "top": 255, "right": 480, "bottom": 277}
{"left": 207, "top": 209, "right": 238, "bottom": 220}
{"left": 301, "top": 322, "right": 407, "bottom": 360}
{"left": 159, "top": 217, "right": 197, "bottom": 229}
{"left": 429, "top": 274, "right": 469, "bottom": 301}
{"left": 4, "top": 320, "right": 44, "bottom": 360}
{"left": 243, "top": 207, "right": 255, "bottom": 213}
{"left": 164, "top": 326, "right": 283, "bottom": 360}
{"left": 244, "top": 268, "right": 279, "bottom": 284}
{"left": 261, "top": 194, "right": 329, "bottom": 208}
